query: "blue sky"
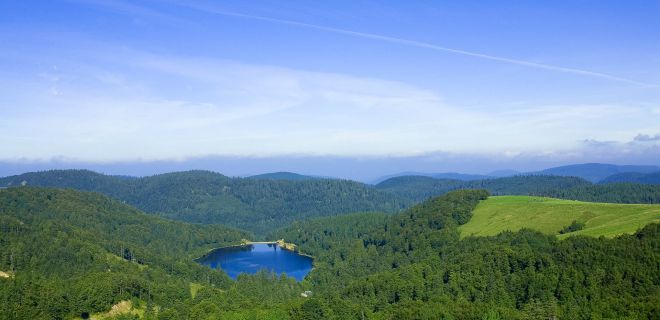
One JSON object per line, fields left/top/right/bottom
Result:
{"left": 1, "top": 0, "right": 659, "bottom": 177}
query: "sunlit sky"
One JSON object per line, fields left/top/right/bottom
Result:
{"left": 1, "top": 0, "right": 659, "bottom": 177}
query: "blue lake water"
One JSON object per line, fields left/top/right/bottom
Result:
{"left": 197, "top": 243, "right": 313, "bottom": 281}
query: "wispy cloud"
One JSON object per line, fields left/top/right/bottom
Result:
{"left": 2, "top": 2, "right": 659, "bottom": 162}
{"left": 174, "top": 2, "right": 656, "bottom": 88}
{"left": 634, "top": 133, "right": 660, "bottom": 142}
{"left": 3, "top": 44, "right": 658, "bottom": 161}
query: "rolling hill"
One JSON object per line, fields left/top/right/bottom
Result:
{"left": 538, "top": 163, "right": 660, "bottom": 182}
{"left": 246, "top": 172, "right": 318, "bottom": 181}
{"left": 0, "top": 187, "right": 253, "bottom": 319}
{"left": 375, "top": 175, "right": 592, "bottom": 202}
{"left": 376, "top": 174, "right": 660, "bottom": 204}
{"left": 3, "top": 187, "right": 659, "bottom": 319}
{"left": 371, "top": 163, "right": 660, "bottom": 185}
{"left": 600, "top": 171, "right": 660, "bottom": 184}
{"left": 371, "top": 172, "right": 492, "bottom": 184}
{"left": 542, "top": 182, "right": 660, "bottom": 203}
{"left": 374, "top": 176, "right": 464, "bottom": 201}
{"left": 273, "top": 190, "right": 660, "bottom": 319}
{"left": 459, "top": 195, "right": 660, "bottom": 239}
{"left": 0, "top": 170, "right": 411, "bottom": 234}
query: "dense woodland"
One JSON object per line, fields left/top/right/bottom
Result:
{"left": 375, "top": 175, "right": 660, "bottom": 204}
{"left": 0, "top": 170, "right": 410, "bottom": 234}
{"left": 1, "top": 187, "right": 658, "bottom": 319}
{"left": 535, "top": 163, "right": 660, "bottom": 182}
{"left": 273, "top": 190, "right": 660, "bottom": 319}
{"left": 3, "top": 170, "right": 660, "bottom": 238}
{"left": 600, "top": 171, "right": 660, "bottom": 185}
{"left": 0, "top": 188, "right": 308, "bottom": 319}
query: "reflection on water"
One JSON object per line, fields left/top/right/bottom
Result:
{"left": 197, "top": 243, "right": 313, "bottom": 281}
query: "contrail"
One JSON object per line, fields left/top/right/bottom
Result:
{"left": 187, "top": 5, "right": 654, "bottom": 87}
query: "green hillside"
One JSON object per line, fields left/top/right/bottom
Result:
{"left": 0, "top": 187, "right": 269, "bottom": 319}
{"left": 377, "top": 174, "right": 660, "bottom": 204}
{"left": 3, "top": 188, "right": 659, "bottom": 319}
{"left": 274, "top": 190, "right": 660, "bottom": 319}
{"left": 459, "top": 195, "right": 660, "bottom": 238}
{"left": 600, "top": 171, "right": 660, "bottom": 184}
{"left": 376, "top": 175, "right": 592, "bottom": 202}
{"left": 0, "top": 170, "right": 411, "bottom": 234}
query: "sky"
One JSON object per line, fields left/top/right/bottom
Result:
{"left": 1, "top": 0, "right": 659, "bottom": 180}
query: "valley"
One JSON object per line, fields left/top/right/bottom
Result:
{"left": 4, "top": 1, "right": 659, "bottom": 318}
{"left": 1, "top": 168, "right": 659, "bottom": 319}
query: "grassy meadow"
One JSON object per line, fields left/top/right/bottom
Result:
{"left": 459, "top": 195, "right": 660, "bottom": 239}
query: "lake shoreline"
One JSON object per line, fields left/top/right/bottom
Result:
{"left": 196, "top": 241, "right": 314, "bottom": 281}
{"left": 194, "top": 239, "right": 314, "bottom": 261}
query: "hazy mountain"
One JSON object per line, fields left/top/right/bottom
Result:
{"left": 600, "top": 171, "right": 660, "bottom": 184}
{"left": 375, "top": 176, "right": 463, "bottom": 201}
{"left": 372, "top": 171, "right": 492, "bottom": 184}
{"left": 537, "top": 163, "right": 660, "bottom": 182}
{"left": 486, "top": 169, "right": 520, "bottom": 177}
{"left": 429, "top": 172, "right": 493, "bottom": 181}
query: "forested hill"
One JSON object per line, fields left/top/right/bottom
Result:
{"left": 375, "top": 176, "right": 464, "bottom": 201}
{"left": 376, "top": 175, "right": 592, "bottom": 202}
{"left": 376, "top": 174, "right": 660, "bottom": 204}
{"left": 0, "top": 187, "right": 254, "bottom": 319}
{"left": 372, "top": 172, "right": 492, "bottom": 184}
{"left": 2, "top": 187, "right": 658, "bottom": 319}
{"left": 0, "top": 187, "right": 249, "bottom": 262}
{"left": 537, "top": 163, "right": 660, "bottom": 182}
{"left": 246, "top": 172, "right": 317, "bottom": 181}
{"left": 600, "top": 171, "right": 660, "bottom": 184}
{"left": 0, "top": 170, "right": 411, "bottom": 234}
{"left": 273, "top": 190, "right": 660, "bottom": 319}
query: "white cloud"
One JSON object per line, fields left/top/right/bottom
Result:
{"left": 1, "top": 46, "right": 659, "bottom": 161}
{"left": 633, "top": 133, "right": 660, "bottom": 142}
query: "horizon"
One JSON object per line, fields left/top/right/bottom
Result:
{"left": 1, "top": 159, "right": 659, "bottom": 184}
{"left": 1, "top": 1, "right": 659, "bottom": 177}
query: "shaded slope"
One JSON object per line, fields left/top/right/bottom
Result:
{"left": 0, "top": 170, "right": 411, "bottom": 234}
{"left": 375, "top": 176, "right": 463, "bottom": 202}
{"left": 376, "top": 175, "right": 591, "bottom": 202}
{"left": 538, "top": 163, "right": 660, "bottom": 182}
{"left": 543, "top": 182, "right": 660, "bottom": 203}
{"left": 0, "top": 187, "right": 250, "bottom": 319}
{"left": 600, "top": 171, "right": 660, "bottom": 184}
{"left": 371, "top": 172, "right": 491, "bottom": 184}
{"left": 377, "top": 174, "right": 660, "bottom": 204}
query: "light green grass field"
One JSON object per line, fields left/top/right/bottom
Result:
{"left": 459, "top": 196, "right": 660, "bottom": 239}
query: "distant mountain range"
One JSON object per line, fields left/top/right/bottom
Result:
{"left": 372, "top": 163, "right": 660, "bottom": 184}
{"left": 374, "top": 174, "right": 660, "bottom": 204}
{"left": 536, "top": 163, "right": 660, "bottom": 183}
